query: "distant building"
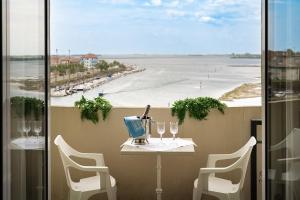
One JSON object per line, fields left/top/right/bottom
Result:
{"left": 60, "top": 57, "right": 81, "bottom": 65}
{"left": 80, "top": 54, "right": 98, "bottom": 68}
{"left": 269, "top": 50, "right": 300, "bottom": 81}
{"left": 50, "top": 56, "right": 80, "bottom": 65}
{"left": 50, "top": 55, "right": 60, "bottom": 66}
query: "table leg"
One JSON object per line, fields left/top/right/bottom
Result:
{"left": 156, "top": 154, "right": 162, "bottom": 200}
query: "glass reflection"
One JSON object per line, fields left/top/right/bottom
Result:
{"left": 267, "top": 0, "right": 300, "bottom": 199}
{"left": 7, "top": 0, "right": 46, "bottom": 199}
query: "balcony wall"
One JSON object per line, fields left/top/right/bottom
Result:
{"left": 51, "top": 106, "right": 261, "bottom": 200}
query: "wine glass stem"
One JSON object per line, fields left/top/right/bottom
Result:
{"left": 173, "top": 134, "right": 175, "bottom": 140}
{"left": 160, "top": 134, "right": 162, "bottom": 140}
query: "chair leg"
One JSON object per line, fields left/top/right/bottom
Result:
{"left": 193, "top": 188, "right": 202, "bottom": 200}
{"left": 107, "top": 186, "right": 117, "bottom": 200}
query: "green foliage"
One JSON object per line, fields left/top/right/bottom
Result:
{"left": 109, "top": 60, "right": 120, "bottom": 67}
{"left": 109, "top": 60, "right": 126, "bottom": 69}
{"left": 96, "top": 60, "right": 109, "bottom": 71}
{"left": 11, "top": 96, "right": 45, "bottom": 120}
{"left": 56, "top": 64, "right": 67, "bottom": 75}
{"left": 171, "top": 97, "right": 226, "bottom": 125}
{"left": 74, "top": 96, "right": 112, "bottom": 124}
{"left": 50, "top": 65, "right": 56, "bottom": 72}
{"left": 69, "top": 64, "right": 78, "bottom": 74}
{"left": 52, "top": 63, "right": 85, "bottom": 75}
{"left": 77, "top": 64, "right": 85, "bottom": 72}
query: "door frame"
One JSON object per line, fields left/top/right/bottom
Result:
{"left": 1, "top": 0, "right": 50, "bottom": 199}
{"left": 262, "top": 0, "right": 268, "bottom": 199}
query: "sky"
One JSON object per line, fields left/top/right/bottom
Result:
{"left": 268, "top": 0, "right": 300, "bottom": 52}
{"left": 51, "top": 0, "right": 262, "bottom": 55}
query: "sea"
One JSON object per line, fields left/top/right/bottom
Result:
{"left": 8, "top": 55, "right": 261, "bottom": 107}
{"left": 50, "top": 55, "right": 261, "bottom": 107}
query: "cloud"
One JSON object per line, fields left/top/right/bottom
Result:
{"left": 167, "top": 0, "right": 179, "bottom": 7}
{"left": 151, "top": 0, "right": 162, "bottom": 6}
{"left": 198, "top": 16, "right": 214, "bottom": 22}
{"left": 185, "top": 0, "right": 194, "bottom": 3}
{"left": 193, "top": 0, "right": 260, "bottom": 23}
{"left": 166, "top": 9, "right": 186, "bottom": 17}
{"left": 195, "top": 12, "right": 215, "bottom": 22}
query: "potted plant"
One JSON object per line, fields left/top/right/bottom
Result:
{"left": 75, "top": 96, "right": 112, "bottom": 124}
{"left": 171, "top": 97, "right": 226, "bottom": 125}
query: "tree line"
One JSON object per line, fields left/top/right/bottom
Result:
{"left": 50, "top": 60, "right": 126, "bottom": 76}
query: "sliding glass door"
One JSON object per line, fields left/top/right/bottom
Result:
{"left": 1, "top": 0, "right": 49, "bottom": 199}
{"left": 265, "top": 0, "right": 300, "bottom": 199}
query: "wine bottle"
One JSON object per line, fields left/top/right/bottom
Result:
{"left": 141, "top": 105, "right": 151, "bottom": 119}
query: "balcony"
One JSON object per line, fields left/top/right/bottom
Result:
{"left": 51, "top": 105, "right": 261, "bottom": 200}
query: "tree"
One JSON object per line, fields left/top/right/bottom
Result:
{"left": 50, "top": 65, "right": 58, "bottom": 84}
{"left": 109, "top": 60, "right": 120, "bottom": 68}
{"left": 56, "top": 64, "right": 67, "bottom": 76}
{"left": 76, "top": 64, "right": 85, "bottom": 80}
{"left": 96, "top": 60, "right": 109, "bottom": 71}
{"left": 69, "top": 64, "right": 77, "bottom": 74}
{"left": 76, "top": 64, "right": 85, "bottom": 72}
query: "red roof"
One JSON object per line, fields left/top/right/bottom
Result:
{"left": 81, "top": 53, "right": 97, "bottom": 59}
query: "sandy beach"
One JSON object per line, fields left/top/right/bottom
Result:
{"left": 219, "top": 83, "right": 261, "bottom": 101}
{"left": 51, "top": 55, "right": 261, "bottom": 107}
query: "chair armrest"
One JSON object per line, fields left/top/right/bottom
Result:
{"left": 207, "top": 153, "right": 240, "bottom": 167}
{"left": 78, "top": 165, "right": 109, "bottom": 173}
{"left": 73, "top": 164, "right": 110, "bottom": 189}
{"left": 200, "top": 166, "right": 232, "bottom": 174}
{"left": 73, "top": 153, "right": 105, "bottom": 166}
{"left": 203, "top": 154, "right": 244, "bottom": 174}
{"left": 67, "top": 154, "right": 108, "bottom": 173}
{"left": 197, "top": 166, "right": 233, "bottom": 192}
{"left": 197, "top": 157, "right": 243, "bottom": 192}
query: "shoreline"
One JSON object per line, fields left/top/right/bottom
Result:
{"left": 51, "top": 67, "right": 145, "bottom": 97}
{"left": 219, "top": 82, "right": 261, "bottom": 101}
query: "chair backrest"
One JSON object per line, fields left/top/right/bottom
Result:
{"left": 281, "top": 128, "right": 300, "bottom": 157}
{"left": 236, "top": 136, "right": 256, "bottom": 190}
{"left": 54, "top": 135, "right": 81, "bottom": 190}
{"left": 270, "top": 128, "right": 300, "bottom": 181}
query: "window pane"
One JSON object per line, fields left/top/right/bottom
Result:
{"left": 267, "top": 0, "right": 300, "bottom": 199}
{"left": 7, "top": 0, "right": 47, "bottom": 199}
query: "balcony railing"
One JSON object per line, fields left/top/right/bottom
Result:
{"left": 51, "top": 106, "right": 261, "bottom": 200}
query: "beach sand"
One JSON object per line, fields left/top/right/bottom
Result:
{"left": 219, "top": 83, "right": 261, "bottom": 101}
{"left": 220, "top": 83, "right": 262, "bottom": 107}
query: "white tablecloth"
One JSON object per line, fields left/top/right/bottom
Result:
{"left": 11, "top": 136, "right": 45, "bottom": 150}
{"left": 122, "top": 138, "right": 196, "bottom": 151}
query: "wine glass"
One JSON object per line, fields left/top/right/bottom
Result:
{"left": 32, "top": 121, "right": 42, "bottom": 139}
{"left": 17, "top": 120, "right": 25, "bottom": 137}
{"left": 170, "top": 121, "right": 178, "bottom": 140}
{"left": 23, "top": 120, "right": 31, "bottom": 137}
{"left": 156, "top": 122, "right": 165, "bottom": 141}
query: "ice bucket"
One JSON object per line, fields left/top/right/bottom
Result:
{"left": 134, "top": 117, "right": 152, "bottom": 145}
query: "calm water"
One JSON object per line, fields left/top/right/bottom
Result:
{"left": 10, "top": 59, "right": 45, "bottom": 99}
{"left": 51, "top": 55, "right": 261, "bottom": 107}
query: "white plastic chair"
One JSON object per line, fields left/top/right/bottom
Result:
{"left": 269, "top": 128, "right": 300, "bottom": 199}
{"left": 270, "top": 128, "right": 300, "bottom": 182}
{"left": 54, "top": 135, "right": 117, "bottom": 200}
{"left": 193, "top": 137, "right": 256, "bottom": 200}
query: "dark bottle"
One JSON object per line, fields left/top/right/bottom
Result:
{"left": 141, "top": 105, "right": 151, "bottom": 119}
